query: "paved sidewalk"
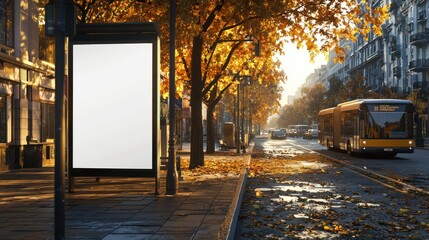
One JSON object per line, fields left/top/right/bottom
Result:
{"left": 0, "top": 146, "right": 251, "bottom": 240}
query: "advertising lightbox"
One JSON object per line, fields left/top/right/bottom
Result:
{"left": 70, "top": 23, "right": 160, "bottom": 178}
{"left": 73, "top": 43, "right": 153, "bottom": 169}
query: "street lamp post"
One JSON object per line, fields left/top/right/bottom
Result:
{"left": 166, "top": 0, "right": 178, "bottom": 195}
{"left": 235, "top": 75, "right": 251, "bottom": 154}
{"left": 224, "top": 39, "right": 261, "bottom": 155}
{"left": 241, "top": 77, "right": 251, "bottom": 153}
{"left": 236, "top": 82, "right": 240, "bottom": 154}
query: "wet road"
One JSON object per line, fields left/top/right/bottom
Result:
{"left": 236, "top": 136, "right": 429, "bottom": 239}
{"left": 260, "top": 135, "right": 429, "bottom": 193}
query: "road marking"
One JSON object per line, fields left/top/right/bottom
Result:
{"left": 291, "top": 143, "right": 429, "bottom": 196}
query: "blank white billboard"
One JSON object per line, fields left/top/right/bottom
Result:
{"left": 72, "top": 43, "right": 153, "bottom": 169}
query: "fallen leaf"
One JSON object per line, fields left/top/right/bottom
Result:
{"left": 324, "top": 225, "right": 332, "bottom": 231}
{"left": 399, "top": 208, "right": 409, "bottom": 215}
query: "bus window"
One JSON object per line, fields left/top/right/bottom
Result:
{"left": 364, "top": 107, "right": 411, "bottom": 139}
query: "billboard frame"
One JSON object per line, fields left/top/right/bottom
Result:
{"left": 68, "top": 23, "right": 160, "bottom": 193}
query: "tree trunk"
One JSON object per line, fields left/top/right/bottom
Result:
{"left": 189, "top": 36, "right": 204, "bottom": 169}
{"left": 206, "top": 104, "right": 216, "bottom": 154}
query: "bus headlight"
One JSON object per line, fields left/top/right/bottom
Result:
{"left": 363, "top": 141, "right": 366, "bottom": 144}
{"left": 409, "top": 141, "right": 413, "bottom": 145}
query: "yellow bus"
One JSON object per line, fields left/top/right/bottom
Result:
{"left": 318, "top": 99, "right": 415, "bottom": 156}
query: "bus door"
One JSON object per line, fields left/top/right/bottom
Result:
{"left": 353, "top": 115, "right": 359, "bottom": 151}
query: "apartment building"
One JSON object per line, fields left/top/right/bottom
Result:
{"left": 0, "top": 0, "right": 55, "bottom": 170}
{"left": 314, "top": 0, "right": 429, "bottom": 142}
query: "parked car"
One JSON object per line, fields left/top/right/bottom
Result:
{"left": 271, "top": 129, "right": 287, "bottom": 139}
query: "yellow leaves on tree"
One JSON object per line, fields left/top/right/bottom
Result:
{"left": 72, "top": 0, "right": 389, "bottom": 168}
{"left": 73, "top": 0, "right": 389, "bottom": 94}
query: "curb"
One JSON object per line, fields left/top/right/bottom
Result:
{"left": 218, "top": 142, "right": 254, "bottom": 240}
{"left": 225, "top": 170, "right": 248, "bottom": 240}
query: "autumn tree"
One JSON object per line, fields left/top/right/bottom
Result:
{"left": 278, "top": 99, "right": 308, "bottom": 127}
{"left": 325, "top": 76, "right": 344, "bottom": 107}
{"left": 341, "top": 72, "right": 376, "bottom": 100}
{"left": 248, "top": 79, "right": 284, "bottom": 129}
{"left": 69, "top": 0, "right": 388, "bottom": 169}
{"left": 378, "top": 86, "right": 404, "bottom": 99}
{"left": 178, "top": 0, "right": 388, "bottom": 168}
{"left": 217, "top": 63, "right": 283, "bottom": 147}
{"left": 204, "top": 57, "right": 285, "bottom": 153}
{"left": 300, "top": 83, "right": 327, "bottom": 123}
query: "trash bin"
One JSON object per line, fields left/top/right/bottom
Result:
{"left": 23, "top": 144, "right": 43, "bottom": 168}
{"left": 224, "top": 122, "right": 235, "bottom": 148}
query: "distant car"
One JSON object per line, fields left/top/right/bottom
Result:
{"left": 286, "top": 125, "right": 297, "bottom": 137}
{"left": 271, "top": 129, "right": 287, "bottom": 139}
{"left": 295, "top": 125, "right": 309, "bottom": 137}
{"left": 304, "top": 128, "right": 318, "bottom": 140}
{"left": 291, "top": 129, "right": 298, "bottom": 137}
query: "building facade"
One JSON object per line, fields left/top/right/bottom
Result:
{"left": 0, "top": 0, "right": 55, "bottom": 170}
{"left": 314, "top": 0, "right": 429, "bottom": 142}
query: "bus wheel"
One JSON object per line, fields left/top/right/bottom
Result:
{"left": 347, "top": 142, "right": 352, "bottom": 155}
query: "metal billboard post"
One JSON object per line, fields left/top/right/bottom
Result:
{"left": 54, "top": 0, "right": 66, "bottom": 238}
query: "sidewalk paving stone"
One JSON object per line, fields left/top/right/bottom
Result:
{"left": 0, "top": 145, "right": 249, "bottom": 239}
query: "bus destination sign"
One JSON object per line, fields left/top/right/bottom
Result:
{"left": 373, "top": 105, "right": 400, "bottom": 112}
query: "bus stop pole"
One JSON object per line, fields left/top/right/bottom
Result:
{"left": 54, "top": 0, "right": 66, "bottom": 238}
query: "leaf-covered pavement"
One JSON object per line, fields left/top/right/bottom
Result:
{"left": 237, "top": 154, "right": 429, "bottom": 239}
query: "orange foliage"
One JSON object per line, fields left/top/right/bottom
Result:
{"left": 73, "top": 0, "right": 388, "bottom": 111}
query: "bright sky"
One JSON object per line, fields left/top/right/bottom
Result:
{"left": 278, "top": 43, "right": 327, "bottom": 106}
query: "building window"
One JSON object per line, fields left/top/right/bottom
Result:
{"left": 38, "top": 1, "right": 54, "bottom": 62}
{"left": 41, "top": 102, "right": 55, "bottom": 141}
{"left": 0, "top": 0, "right": 13, "bottom": 47}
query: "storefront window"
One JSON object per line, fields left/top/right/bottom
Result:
{"left": 41, "top": 102, "right": 55, "bottom": 141}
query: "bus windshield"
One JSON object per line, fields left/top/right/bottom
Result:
{"left": 363, "top": 104, "right": 412, "bottom": 139}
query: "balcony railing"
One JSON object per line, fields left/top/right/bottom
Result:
{"left": 409, "top": 59, "right": 429, "bottom": 72}
{"left": 367, "top": 50, "right": 383, "bottom": 61}
{"left": 410, "top": 32, "right": 429, "bottom": 46}
{"left": 390, "top": 44, "right": 400, "bottom": 56}
{"left": 418, "top": 11, "right": 427, "bottom": 23}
